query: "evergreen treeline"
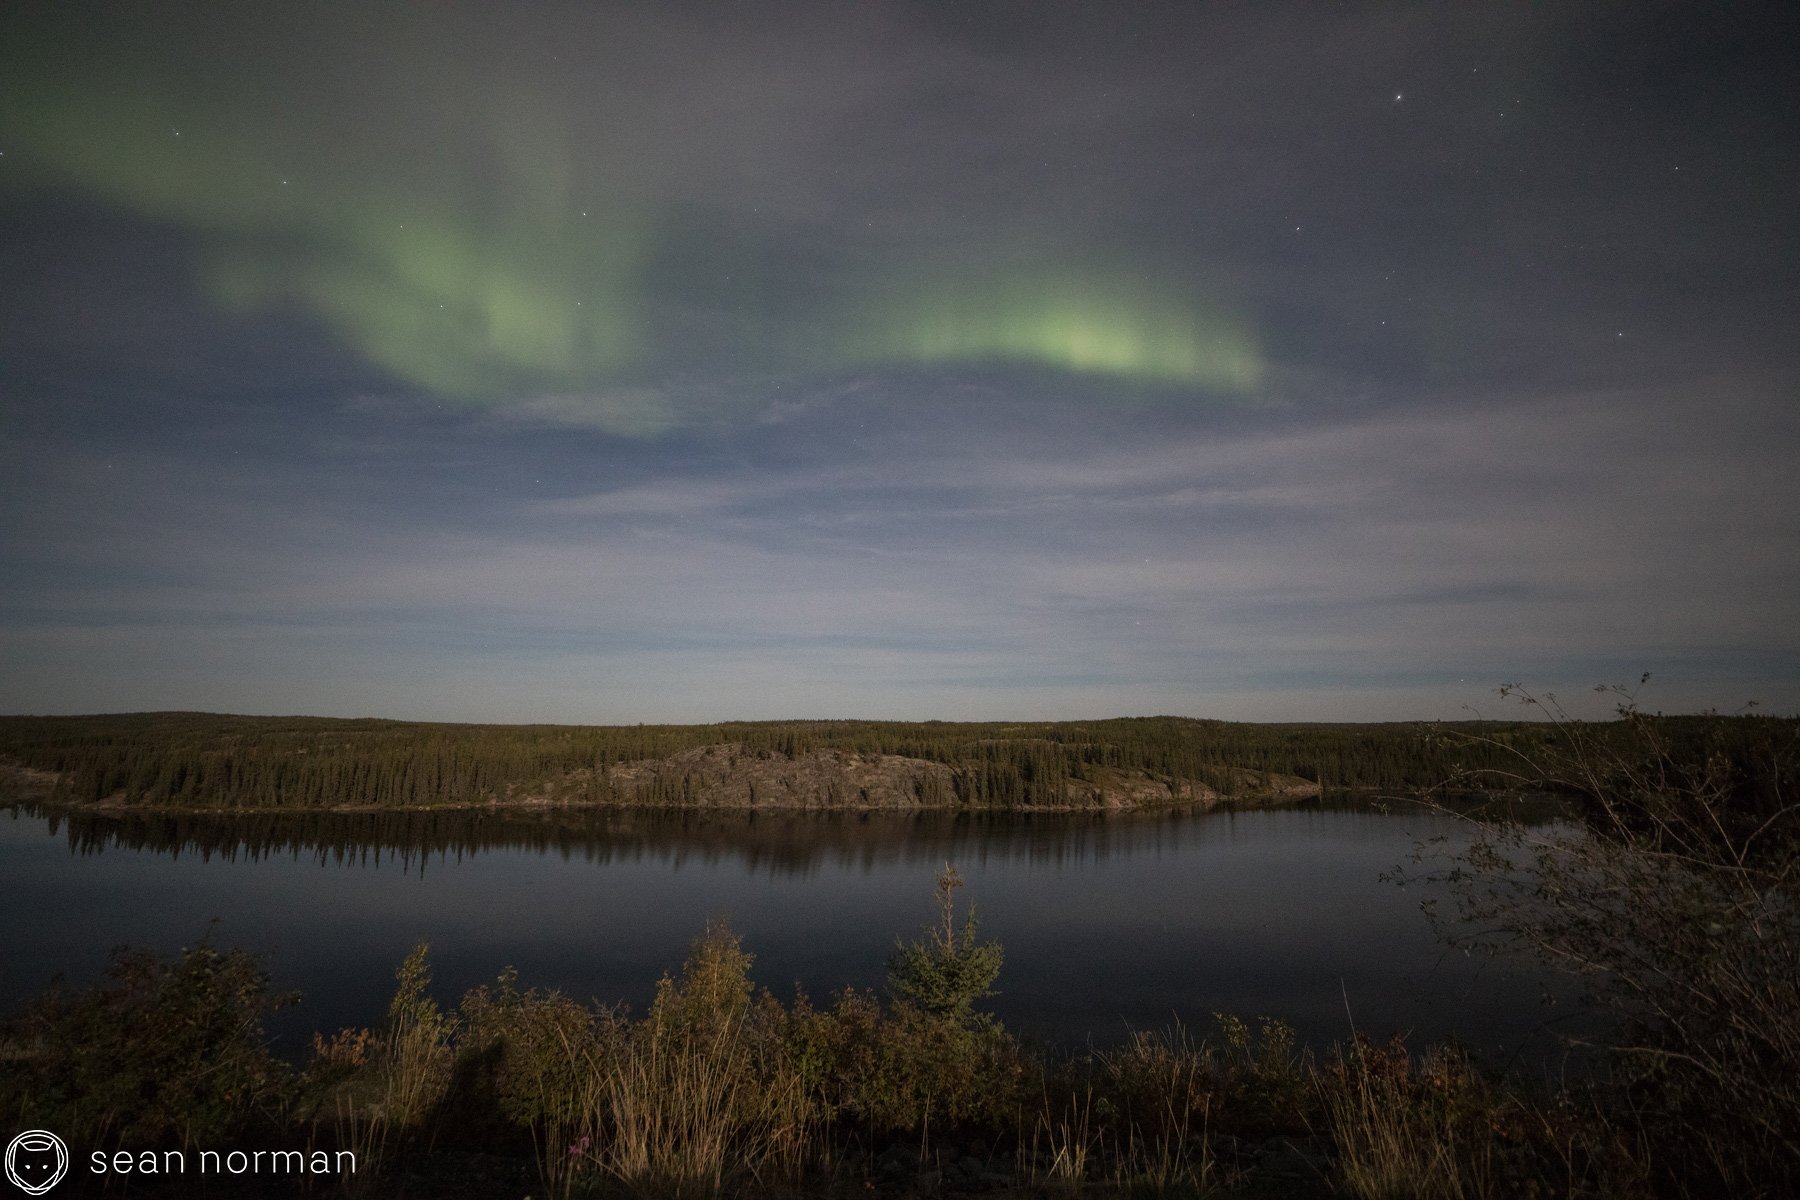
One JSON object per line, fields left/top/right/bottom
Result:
{"left": 0, "top": 711, "right": 1527, "bottom": 810}
{"left": 3, "top": 709, "right": 1779, "bottom": 812}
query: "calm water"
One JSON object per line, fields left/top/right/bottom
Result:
{"left": 0, "top": 803, "right": 1583, "bottom": 1068}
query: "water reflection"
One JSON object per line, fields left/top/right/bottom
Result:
{"left": 31, "top": 803, "right": 1289, "bottom": 876}
{"left": 1, "top": 802, "right": 1588, "bottom": 1070}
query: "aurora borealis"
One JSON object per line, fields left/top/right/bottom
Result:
{"left": 2, "top": 1, "right": 1796, "bottom": 720}
{"left": 2, "top": 2, "right": 1256, "bottom": 425}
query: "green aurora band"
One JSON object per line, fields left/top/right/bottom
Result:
{"left": 4, "top": 73, "right": 653, "bottom": 417}
{"left": 843, "top": 270, "right": 1260, "bottom": 391}
{"left": 2, "top": 37, "right": 1261, "bottom": 430}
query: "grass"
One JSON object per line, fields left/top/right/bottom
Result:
{"left": 3, "top": 873, "right": 1794, "bottom": 1197}
{"left": 1316, "top": 1037, "right": 1490, "bottom": 1200}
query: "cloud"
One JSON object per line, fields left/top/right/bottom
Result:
{"left": 492, "top": 390, "right": 679, "bottom": 436}
{"left": 14, "top": 369, "right": 1791, "bottom": 720}
{"left": 2, "top": 2, "right": 1795, "bottom": 719}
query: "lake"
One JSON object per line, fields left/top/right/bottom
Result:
{"left": 0, "top": 801, "right": 1584, "bottom": 1070}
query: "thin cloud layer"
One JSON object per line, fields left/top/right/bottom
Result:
{"left": 1, "top": 1, "right": 1795, "bottom": 720}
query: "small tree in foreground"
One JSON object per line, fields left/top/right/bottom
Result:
{"left": 1415, "top": 681, "right": 1800, "bottom": 1195}
{"left": 887, "top": 865, "right": 1004, "bottom": 1027}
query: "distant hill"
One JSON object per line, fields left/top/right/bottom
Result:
{"left": 0, "top": 710, "right": 1568, "bottom": 812}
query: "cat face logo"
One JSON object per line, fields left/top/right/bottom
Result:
{"left": 5, "top": 1131, "right": 69, "bottom": 1195}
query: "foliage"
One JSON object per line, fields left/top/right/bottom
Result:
{"left": 582, "top": 923, "right": 815, "bottom": 1197}
{"left": 1077, "top": 1026, "right": 1224, "bottom": 1196}
{"left": 0, "top": 940, "right": 292, "bottom": 1147}
{"left": 1419, "top": 682, "right": 1800, "bottom": 1196}
{"left": 792, "top": 986, "right": 1028, "bottom": 1133}
{"left": 1316, "top": 1035, "right": 1495, "bottom": 1200}
{"left": 648, "top": 921, "right": 757, "bottom": 1047}
{"left": 886, "top": 864, "right": 1004, "bottom": 1026}
{"left": 382, "top": 941, "right": 457, "bottom": 1131}
{"left": 1209, "top": 1013, "right": 1306, "bottom": 1134}
{"left": 456, "top": 966, "right": 614, "bottom": 1194}
{"left": 7, "top": 907, "right": 1776, "bottom": 1197}
{"left": 0, "top": 709, "right": 1552, "bottom": 811}
{"left": 13, "top": 729, "right": 1800, "bottom": 1194}
{"left": 457, "top": 966, "right": 611, "bottom": 1129}
{"left": 1093, "top": 1026, "right": 1217, "bottom": 1145}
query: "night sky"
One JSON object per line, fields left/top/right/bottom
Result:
{"left": 3, "top": 1, "right": 1796, "bottom": 723}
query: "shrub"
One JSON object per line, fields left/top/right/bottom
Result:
{"left": 0, "top": 941, "right": 292, "bottom": 1147}
{"left": 578, "top": 922, "right": 813, "bottom": 1198}
{"left": 1317, "top": 1035, "right": 1496, "bottom": 1200}
{"left": 457, "top": 967, "right": 614, "bottom": 1193}
{"left": 1422, "top": 683, "right": 1800, "bottom": 1195}
{"left": 1085, "top": 1026, "right": 1223, "bottom": 1197}
{"left": 382, "top": 942, "right": 457, "bottom": 1131}
{"left": 1094, "top": 1026, "right": 1216, "bottom": 1145}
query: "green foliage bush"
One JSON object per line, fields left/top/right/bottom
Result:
{"left": 786, "top": 986, "right": 1027, "bottom": 1133}
{"left": 648, "top": 921, "right": 757, "bottom": 1047}
{"left": 0, "top": 941, "right": 292, "bottom": 1147}
{"left": 456, "top": 965, "right": 614, "bottom": 1135}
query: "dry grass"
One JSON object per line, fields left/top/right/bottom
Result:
{"left": 583, "top": 1015, "right": 809, "bottom": 1199}
{"left": 1315, "top": 1039, "right": 1495, "bottom": 1200}
{"left": 382, "top": 943, "right": 456, "bottom": 1131}
{"left": 1026, "top": 1088, "right": 1099, "bottom": 1191}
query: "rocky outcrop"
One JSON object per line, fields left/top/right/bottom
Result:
{"left": 6, "top": 743, "right": 1321, "bottom": 814}
{"left": 598, "top": 743, "right": 957, "bottom": 808}
{"left": 533, "top": 743, "right": 1319, "bottom": 811}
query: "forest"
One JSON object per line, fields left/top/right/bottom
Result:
{"left": 0, "top": 710, "right": 1550, "bottom": 811}
{"left": 3, "top": 708, "right": 1790, "bottom": 813}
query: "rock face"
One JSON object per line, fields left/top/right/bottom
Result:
{"left": 0, "top": 761, "right": 58, "bottom": 804}
{"left": 4, "top": 741, "right": 1322, "bottom": 813}
{"left": 1062, "top": 763, "right": 1217, "bottom": 808}
{"left": 597, "top": 743, "right": 958, "bottom": 808}
{"left": 568, "top": 743, "right": 1319, "bottom": 811}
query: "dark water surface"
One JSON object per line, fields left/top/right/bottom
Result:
{"left": 0, "top": 803, "right": 1581, "bottom": 1068}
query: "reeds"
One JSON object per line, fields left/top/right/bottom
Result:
{"left": 1315, "top": 1038, "right": 1492, "bottom": 1200}
{"left": 381, "top": 942, "right": 456, "bottom": 1132}
{"left": 594, "top": 1018, "right": 783, "bottom": 1198}
{"left": 10, "top": 855, "right": 1795, "bottom": 1197}
{"left": 1027, "top": 1087, "right": 1098, "bottom": 1191}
